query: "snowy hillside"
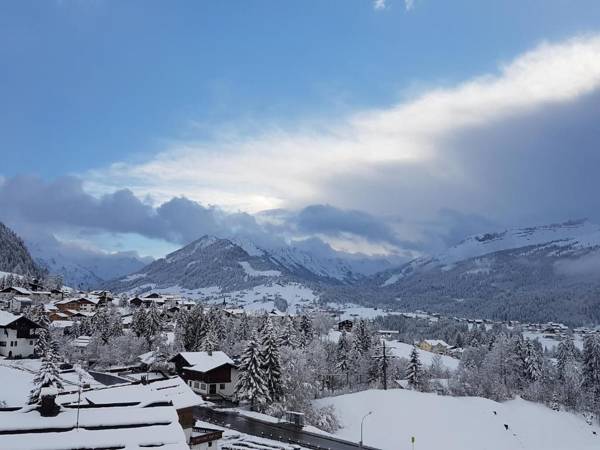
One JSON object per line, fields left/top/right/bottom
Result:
{"left": 0, "top": 222, "right": 42, "bottom": 278}
{"left": 373, "top": 220, "right": 600, "bottom": 325}
{"left": 315, "top": 389, "right": 600, "bottom": 450}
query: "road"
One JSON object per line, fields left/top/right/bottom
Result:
{"left": 194, "top": 406, "right": 381, "bottom": 450}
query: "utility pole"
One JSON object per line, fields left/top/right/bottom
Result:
{"left": 382, "top": 340, "right": 388, "bottom": 390}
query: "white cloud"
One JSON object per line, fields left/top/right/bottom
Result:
{"left": 373, "top": 0, "right": 386, "bottom": 11}
{"left": 404, "top": 0, "right": 415, "bottom": 11}
{"left": 85, "top": 35, "right": 600, "bottom": 240}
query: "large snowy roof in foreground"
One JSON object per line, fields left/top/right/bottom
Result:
{"left": 176, "top": 351, "right": 235, "bottom": 373}
{"left": 0, "top": 403, "right": 188, "bottom": 450}
{"left": 59, "top": 376, "right": 202, "bottom": 410}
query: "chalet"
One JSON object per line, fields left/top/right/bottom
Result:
{"left": 417, "top": 339, "right": 452, "bottom": 354}
{"left": 9, "top": 296, "right": 32, "bottom": 313}
{"left": 57, "top": 375, "right": 202, "bottom": 447}
{"left": 170, "top": 351, "right": 239, "bottom": 399}
{"left": 130, "top": 293, "right": 169, "bottom": 308}
{"left": 0, "top": 286, "right": 32, "bottom": 298}
{"left": 0, "top": 387, "right": 189, "bottom": 450}
{"left": 55, "top": 296, "right": 99, "bottom": 313}
{"left": 0, "top": 311, "right": 41, "bottom": 358}
{"left": 338, "top": 319, "right": 353, "bottom": 332}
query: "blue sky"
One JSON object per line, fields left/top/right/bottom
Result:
{"left": 1, "top": 1, "right": 600, "bottom": 261}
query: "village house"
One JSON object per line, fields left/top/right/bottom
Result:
{"left": 0, "top": 286, "right": 32, "bottom": 299}
{"left": 0, "top": 387, "right": 190, "bottom": 450}
{"left": 338, "top": 319, "right": 353, "bottom": 332}
{"left": 376, "top": 329, "right": 400, "bottom": 339}
{"left": 170, "top": 351, "right": 239, "bottom": 399}
{"left": 0, "top": 310, "right": 41, "bottom": 358}
{"left": 54, "top": 296, "right": 100, "bottom": 314}
{"left": 9, "top": 295, "right": 33, "bottom": 313}
{"left": 57, "top": 375, "right": 204, "bottom": 448}
{"left": 417, "top": 339, "right": 452, "bottom": 355}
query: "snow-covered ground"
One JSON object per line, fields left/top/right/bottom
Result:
{"left": 523, "top": 331, "right": 584, "bottom": 351}
{"left": 385, "top": 340, "right": 460, "bottom": 370}
{"left": 315, "top": 389, "right": 600, "bottom": 450}
{"left": 238, "top": 261, "right": 281, "bottom": 277}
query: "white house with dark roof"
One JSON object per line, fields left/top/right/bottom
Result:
{"left": 0, "top": 311, "right": 41, "bottom": 358}
{"left": 170, "top": 351, "right": 239, "bottom": 399}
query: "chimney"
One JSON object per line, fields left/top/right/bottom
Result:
{"left": 39, "top": 387, "right": 60, "bottom": 417}
{"left": 207, "top": 349, "right": 213, "bottom": 356}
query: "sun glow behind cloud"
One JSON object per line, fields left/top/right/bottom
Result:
{"left": 85, "top": 35, "right": 600, "bottom": 222}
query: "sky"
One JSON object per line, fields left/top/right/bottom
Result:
{"left": 1, "top": 0, "right": 600, "bottom": 266}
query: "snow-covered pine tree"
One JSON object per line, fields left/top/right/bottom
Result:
{"left": 298, "top": 315, "right": 313, "bottom": 348}
{"left": 260, "top": 317, "right": 283, "bottom": 401}
{"left": 28, "top": 342, "right": 64, "bottom": 404}
{"left": 582, "top": 333, "right": 600, "bottom": 391}
{"left": 353, "top": 320, "right": 372, "bottom": 355}
{"left": 144, "top": 301, "right": 163, "bottom": 350}
{"left": 373, "top": 340, "right": 390, "bottom": 389}
{"left": 31, "top": 306, "right": 51, "bottom": 357}
{"left": 524, "top": 339, "right": 542, "bottom": 383}
{"left": 336, "top": 330, "right": 352, "bottom": 386}
{"left": 277, "top": 315, "right": 299, "bottom": 348}
{"left": 556, "top": 336, "right": 577, "bottom": 381}
{"left": 131, "top": 307, "right": 148, "bottom": 338}
{"left": 201, "top": 326, "right": 219, "bottom": 353}
{"left": 235, "top": 334, "right": 270, "bottom": 411}
{"left": 236, "top": 313, "right": 251, "bottom": 342}
{"left": 406, "top": 345, "right": 422, "bottom": 389}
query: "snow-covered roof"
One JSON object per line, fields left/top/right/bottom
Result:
{"left": 59, "top": 376, "right": 202, "bottom": 410}
{"left": 0, "top": 403, "right": 188, "bottom": 450}
{"left": 11, "top": 296, "right": 32, "bottom": 302}
{"left": 0, "top": 310, "right": 20, "bottom": 326}
{"left": 176, "top": 351, "right": 235, "bottom": 373}
{"left": 55, "top": 296, "right": 99, "bottom": 305}
{"left": 423, "top": 339, "right": 450, "bottom": 347}
{"left": 1, "top": 286, "right": 31, "bottom": 295}
{"left": 50, "top": 320, "right": 74, "bottom": 328}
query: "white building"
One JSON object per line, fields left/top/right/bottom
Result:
{"left": 171, "top": 351, "right": 239, "bottom": 398}
{"left": 0, "top": 311, "right": 41, "bottom": 358}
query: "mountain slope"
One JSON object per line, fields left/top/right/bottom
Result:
{"left": 0, "top": 222, "right": 42, "bottom": 278}
{"left": 108, "top": 236, "right": 296, "bottom": 294}
{"left": 373, "top": 220, "right": 600, "bottom": 325}
{"left": 27, "top": 237, "right": 150, "bottom": 290}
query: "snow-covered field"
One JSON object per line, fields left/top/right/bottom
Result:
{"left": 385, "top": 340, "right": 460, "bottom": 370}
{"left": 315, "top": 389, "right": 600, "bottom": 450}
{"left": 523, "top": 331, "right": 584, "bottom": 351}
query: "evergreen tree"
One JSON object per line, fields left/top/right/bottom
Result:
{"left": 556, "top": 336, "right": 577, "bottom": 381}
{"left": 201, "top": 327, "right": 219, "bottom": 353}
{"left": 92, "top": 307, "right": 123, "bottom": 345}
{"left": 353, "top": 320, "right": 372, "bottom": 355}
{"left": 336, "top": 331, "right": 352, "bottom": 385}
{"left": 298, "top": 315, "right": 313, "bottom": 347}
{"left": 373, "top": 340, "right": 390, "bottom": 389}
{"left": 582, "top": 334, "right": 600, "bottom": 391}
{"left": 29, "top": 341, "right": 64, "bottom": 404}
{"left": 260, "top": 317, "right": 283, "bottom": 401}
{"left": 406, "top": 345, "right": 422, "bottom": 389}
{"left": 236, "top": 313, "right": 251, "bottom": 342}
{"left": 131, "top": 307, "right": 147, "bottom": 338}
{"left": 235, "top": 335, "right": 270, "bottom": 410}
{"left": 277, "top": 315, "right": 299, "bottom": 348}
{"left": 144, "top": 302, "right": 163, "bottom": 350}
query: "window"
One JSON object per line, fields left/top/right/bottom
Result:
{"left": 220, "top": 384, "right": 226, "bottom": 390}
{"left": 194, "top": 381, "right": 200, "bottom": 389}
{"left": 200, "top": 383, "right": 206, "bottom": 391}
{"left": 0, "top": 342, "right": 5, "bottom": 347}
{"left": 29, "top": 340, "right": 33, "bottom": 345}
{"left": 208, "top": 442, "right": 213, "bottom": 447}
{"left": 188, "top": 380, "right": 193, "bottom": 387}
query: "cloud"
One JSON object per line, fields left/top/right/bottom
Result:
{"left": 83, "top": 35, "right": 600, "bottom": 240}
{"left": 554, "top": 251, "right": 600, "bottom": 278}
{"left": 404, "top": 0, "right": 414, "bottom": 11}
{"left": 373, "top": 0, "right": 386, "bottom": 10}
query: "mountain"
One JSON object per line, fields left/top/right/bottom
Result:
{"left": 0, "top": 222, "right": 42, "bottom": 278}
{"left": 373, "top": 219, "right": 600, "bottom": 325}
{"left": 108, "top": 235, "right": 296, "bottom": 294}
{"left": 27, "top": 237, "right": 151, "bottom": 290}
